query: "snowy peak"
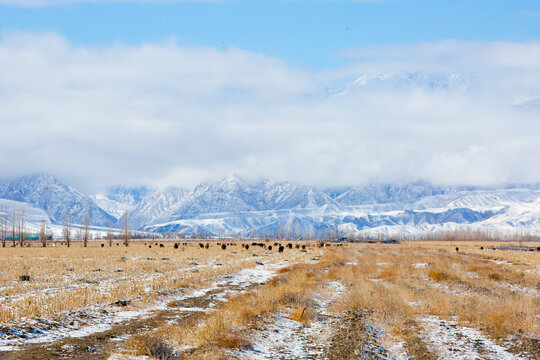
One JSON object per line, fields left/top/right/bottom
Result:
{"left": 328, "top": 71, "right": 472, "bottom": 96}
{"left": 335, "top": 182, "right": 452, "bottom": 206}
{"left": 92, "top": 194, "right": 132, "bottom": 220}
{"left": 3, "top": 174, "right": 540, "bottom": 238}
{"left": 130, "top": 186, "right": 188, "bottom": 229}
{"left": 0, "top": 174, "right": 117, "bottom": 227}
{"left": 259, "top": 181, "right": 335, "bottom": 210}
{"left": 105, "top": 186, "right": 152, "bottom": 205}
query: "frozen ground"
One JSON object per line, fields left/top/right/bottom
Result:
{"left": 241, "top": 281, "right": 346, "bottom": 359}
{"left": 419, "top": 315, "right": 525, "bottom": 360}
{"left": 0, "top": 259, "right": 291, "bottom": 353}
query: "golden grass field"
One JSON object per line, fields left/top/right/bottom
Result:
{"left": 0, "top": 240, "right": 538, "bottom": 359}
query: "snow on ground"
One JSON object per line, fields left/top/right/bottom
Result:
{"left": 419, "top": 315, "right": 524, "bottom": 360}
{"left": 241, "top": 281, "right": 345, "bottom": 359}
{"left": 0, "top": 259, "right": 292, "bottom": 352}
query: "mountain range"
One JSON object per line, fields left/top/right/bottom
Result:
{"left": 1, "top": 173, "right": 540, "bottom": 239}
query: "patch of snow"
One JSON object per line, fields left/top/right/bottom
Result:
{"left": 0, "top": 259, "right": 293, "bottom": 351}
{"left": 419, "top": 315, "right": 524, "bottom": 360}
{"left": 243, "top": 281, "right": 345, "bottom": 359}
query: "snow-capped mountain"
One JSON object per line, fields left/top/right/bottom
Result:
{"left": 129, "top": 186, "right": 189, "bottom": 229}
{"left": 133, "top": 178, "right": 540, "bottom": 237}
{"left": 334, "top": 181, "right": 453, "bottom": 206}
{"left": 1, "top": 173, "right": 540, "bottom": 238}
{"left": 105, "top": 186, "right": 152, "bottom": 205}
{"left": 91, "top": 186, "right": 152, "bottom": 220}
{"left": 327, "top": 71, "right": 473, "bottom": 96}
{"left": 92, "top": 194, "right": 133, "bottom": 220}
{"left": 0, "top": 174, "right": 117, "bottom": 227}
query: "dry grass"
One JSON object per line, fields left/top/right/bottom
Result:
{"left": 0, "top": 240, "right": 319, "bottom": 324}
{"left": 128, "top": 334, "right": 178, "bottom": 359}
{"left": 289, "top": 307, "right": 317, "bottom": 323}
{"left": 127, "top": 241, "right": 538, "bottom": 359}
{"left": 154, "top": 249, "right": 349, "bottom": 357}
{"left": 2, "top": 240, "right": 538, "bottom": 359}
{"left": 331, "top": 243, "right": 539, "bottom": 341}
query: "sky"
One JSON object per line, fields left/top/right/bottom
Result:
{"left": 1, "top": 0, "right": 540, "bottom": 192}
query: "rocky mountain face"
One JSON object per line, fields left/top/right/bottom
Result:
{"left": 105, "top": 186, "right": 153, "bottom": 205}
{"left": 1, "top": 174, "right": 540, "bottom": 238}
{"left": 0, "top": 174, "right": 117, "bottom": 227}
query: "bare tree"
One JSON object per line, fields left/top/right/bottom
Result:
{"left": 18, "top": 209, "right": 25, "bottom": 247}
{"left": 11, "top": 208, "right": 16, "bottom": 247}
{"left": 0, "top": 205, "right": 6, "bottom": 248}
{"left": 40, "top": 218, "right": 48, "bottom": 247}
{"left": 64, "top": 210, "right": 72, "bottom": 247}
{"left": 123, "top": 211, "right": 130, "bottom": 246}
{"left": 107, "top": 221, "right": 114, "bottom": 247}
{"left": 83, "top": 210, "right": 90, "bottom": 247}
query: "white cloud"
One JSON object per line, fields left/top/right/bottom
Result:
{"left": 0, "top": 33, "right": 540, "bottom": 191}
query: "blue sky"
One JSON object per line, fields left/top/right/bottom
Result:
{"left": 1, "top": 1, "right": 540, "bottom": 69}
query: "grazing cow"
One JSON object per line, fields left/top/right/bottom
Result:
{"left": 268, "top": 245, "right": 272, "bottom": 251}
{"left": 174, "top": 243, "right": 179, "bottom": 249}
{"left": 245, "top": 244, "right": 250, "bottom": 250}
{"left": 159, "top": 244, "right": 164, "bottom": 248}
{"left": 199, "top": 243, "right": 204, "bottom": 248}
{"left": 455, "top": 247, "right": 459, "bottom": 252}
{"left": 101, "top": 244, "right": 104, "bottom": 248}
{"left": 278, "top": 246, "right": 284, "bottom": 253}
{"left": 302, "top": 245, "right": 306, "bottom": 250}
{"left": 287, "top": 243, "right": 292, "bottom": 249}
{"left": 221, "top": 244, "right": 227, "bottom": 250}
{"left": 205, "top": 243, "right": 209, "bottom": 249}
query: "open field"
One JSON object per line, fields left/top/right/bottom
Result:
{"left": 0, "top": 240, "right": 538, "bottom": 359}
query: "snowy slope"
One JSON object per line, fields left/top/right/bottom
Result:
{"left": 105, "top": 186, "right": 152, "bottom": 205}
{"left": 2, "top": 174, "right": 540, "bottom": 238}
{"left": 0, "top": 174, "right": 117, "bottom": 227}
{"left": 129, "top": 186, "right": 188, "bottom": 229}
{"left": 92, "top": 194, "right": 133, "bottom": 220}
{"left": 137, "top": 179, "right": 540, "bottom": 237}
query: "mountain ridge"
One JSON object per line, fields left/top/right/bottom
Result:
{"left": 1, "top": 173, "right": 540, "bottom": 238}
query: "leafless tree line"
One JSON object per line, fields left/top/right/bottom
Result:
{"left": 0, "top": 205, "right": 52, "bottom": 247}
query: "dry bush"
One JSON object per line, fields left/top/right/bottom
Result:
{"left": 378, "top": 265, "right": 399, "bottom": 280}
{"left": 289, "top": 307, "right": 317, "bottom": 323}
{"left": 428, "top": 269, "right": 450, "bottom": 282}
{"left": 487, "top": 272, "right": 503, "bottom": 281}
{"left": 128, "top": 333, "right": 178, "bottom": 359}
